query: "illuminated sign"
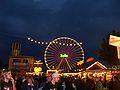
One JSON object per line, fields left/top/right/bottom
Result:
{"left": 109, "top": 35, "right": 120, "bottom": 59}
{"left": 109, "top": 35, "right": 120, "bottom": 47}
{"left": 34, "top": 67, "right": 42, "bottom": 72}
{"left": 60, "top": 53, "right": 68, "bottom": 58}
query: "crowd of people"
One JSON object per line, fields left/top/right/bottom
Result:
{"left": 0, "top": 69, "right": 120, "bottom": 90}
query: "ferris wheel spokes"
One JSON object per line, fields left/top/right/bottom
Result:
{"left": 57, "top": 58, "right": 63, "bottom": 70}
{"left": 65, "top": 58, "right": 72, "bottom": 70}
{"left": 44, "top": 37, "right": 84, "bottom": 72}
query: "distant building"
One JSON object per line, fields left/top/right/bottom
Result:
{"left": 11, "top": 42, "right": 21, "bottom": 56}
{"left": 9, "top": 56, "right": 36, "bottom": 73}
{"left": 9, "top": 42, "right": 42, "bottom": 74}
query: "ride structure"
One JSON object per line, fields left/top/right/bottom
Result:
{"left": 44, "top": 37, "right": 84, "bottom": 72}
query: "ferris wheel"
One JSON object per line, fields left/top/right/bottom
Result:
{"left": 44, "top": 37, "right": 84, "bottom": 72}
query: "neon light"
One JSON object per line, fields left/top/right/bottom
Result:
{"left": 60, "top": 53, "right": 68, "bottom": 58}
{"left": 86, "top": 61, "right": 107, "bottom": 70}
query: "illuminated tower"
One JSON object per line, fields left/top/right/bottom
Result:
{"left": 12, "top": 42, "right": 21, "bottom": 56}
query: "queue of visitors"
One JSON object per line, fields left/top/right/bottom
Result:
{"left": 0, "top": 69, "right": 120, "bottom": 90}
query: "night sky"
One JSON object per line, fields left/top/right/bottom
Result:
{"left": 0, "top": 0, "right": 120, "bottom": 64}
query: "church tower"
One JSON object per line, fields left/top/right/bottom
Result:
{"left": 11, "top": 42, "right": 21, "bottom": 56}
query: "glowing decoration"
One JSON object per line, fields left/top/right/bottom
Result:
{"left": 79, "top": 42, "right": 82, "bottom": 44}
{"left": 46, "top": 42, "right": 48, "bottom": 44}
{"left": 77, "top": 60, "right": 84, "bottom": 65}
{"left": 34, "top": 67, "right": 42, "bottom": 72}
{"left": 44, "top": 37, "right": 84, "bottom": 72}
{"left": 46, "top": 70, "right": 58, "bottom": 75}
{"left": 86, "top": 57, "right": 94, "bottom": 62}
{"left": 70, "top": 44, "right": 72, "bottom": 46}
{"left": 109, "top": 35, "right": 120, "bottom": 47}
{"left": 27, "top": 37, "right": 31, "bottom": 40}
{"left": 34, "top": 60, "right": 43, "bottom": 64}
{"left": 34, "top": 67, "right": 42, "bottom": 75}
{"left": 42, "top": 42, "right": 44, "bottom": 44}
{"left": 35, "top": 41, "right": 37, "bottom": 43}
{"left": 27, "top": 37, "right": 48, "bottom": 45}
{"left": 31, "top": 39, "right": 33, "bottom": 42}
{"left": 27, "top": 37, "right": 82, "bottom": 46}
{"left": 109, "top": 35, "right": 120, "bottom": 60}
{"left": 60, "top": 53, "right": 68, "bottom": 58}
{"left": 86, "top": 61, "right": 107, "bottom": 70}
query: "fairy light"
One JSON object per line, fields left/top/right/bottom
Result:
{"left": 63, "top": 43, "right": 65, "bottom": 45}
{"left": 27, "top": 37, "right": 31, "bottom": 40}
{"left": 42, "top": 42, "right": 44, "bottom": 44}
{"left": 27, "top": 37, "right": 83, "bottom": 47}
{"left": 35, "top": 41, "right": 37, "bottom": 43}
{"left": 46, "top": 42, "right": 48, "bottom": 44}
{"left": 59, "top": 43, "right": 61, "bottom": 45}
{"left": 31, "top": 39, "right": 33, "bottom": 42}
{"left": 79, "top": 42, "right": 82, "bottom": 44}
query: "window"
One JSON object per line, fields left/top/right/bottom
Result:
{"left": 13, "top": 59, "right": 21, "bottom": 62}
{"left": 23, "top": 59, "right": 28, "bottom": 63}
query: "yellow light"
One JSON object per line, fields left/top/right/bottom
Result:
{"left": 34, "top": 67, "right": 42, "bottom": 72}
{"left": 77, "top": 60, "right": 84, "bottom": 65}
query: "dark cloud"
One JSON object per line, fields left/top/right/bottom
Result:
{"left": 0, "top": 0, "right": 120, "bottom": 63}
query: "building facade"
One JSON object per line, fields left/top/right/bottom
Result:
{"left": 9, "top": 56, "right": 36, "bottom": 73}
{"left": 9, "top": 42, "right": 38, "bottom": 74}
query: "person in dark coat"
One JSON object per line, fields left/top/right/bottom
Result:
{"left": 113, "top": 76, "right": 120, "bottom": 90}
{"left": 42, "top": 72, "right": 60, "bottom": 90}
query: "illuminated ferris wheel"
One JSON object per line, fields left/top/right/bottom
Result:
{"left": 44, "top": 37, "right": 84, "bottom": 72}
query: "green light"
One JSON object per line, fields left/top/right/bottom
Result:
{"left": 60, "top": 53, "right": 68, "bottom": 58}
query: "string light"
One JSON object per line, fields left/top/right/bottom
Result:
{"left": 27, "top": 37, "right": 49, "bottom": 45}
{"left": 79, "top": 42, "right": 82, "bottom": 44}
{"left": 31, "top": 39, "right": 33, "bottom": 42}
{"left": 45, "top": 42, "right": 48, "bottom": 44}
{"left": 63, "top": 43, "right": 65, "bottom": 45}
{"left": 70, "top": 44, "right": 72, "bottom": 46}
{"left": 34, "top": 41, "right": 37, "bottom": 43}
{"left": 27, "top": 37, "right": 83, "bottom": 46}
{"left": 27, "top": 37, "right": 31, "bottom": 40}
{"left": 42, "top": 42, "right": 44, "bottom": 44}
